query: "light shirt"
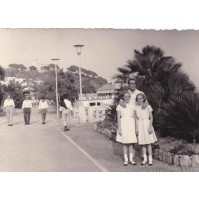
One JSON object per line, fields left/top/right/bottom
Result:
{"left": 63, "top": 99, "right": 73, "bottom": 110}
{"left": 38, "top": 101, "right": 49, "bottom": 109}
{"left": 128, "top": 89, "right": 144, "bottom": 106}
{"left": 3, "top": 99, "right": 15, "bottom": 107}
{"left": 22, "top": 100, "right": 32, "bottom": 108}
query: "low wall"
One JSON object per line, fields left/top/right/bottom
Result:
{"left": 153, "top": 148, "right": 199, "bottom": 168}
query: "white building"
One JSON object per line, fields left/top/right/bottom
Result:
{"left": 72, "top": 83, "right": 117, "bottom": 123}
{"left": 0, "top": 77, "right": 25, "bottom": 85}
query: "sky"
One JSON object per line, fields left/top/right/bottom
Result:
{"left": 0, "top": 29, "right": 199, "bottom": 88}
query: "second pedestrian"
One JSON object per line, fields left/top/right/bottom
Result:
{"left": 22, "top": 94, "right": 33, "bottom": 125}
{"left": 38, "top": 97, "right": 49, "bottom": 124}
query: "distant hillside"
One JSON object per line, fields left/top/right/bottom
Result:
{"left": 4, "top": 64, "right": 108, "bottom": 93}
{"left": 67, "top": 65, "right": 107, "bottom": 93}
{"left": 68, "top": 65, "right": 98, "bottom": 77}
{"left": 5, "top": 64, "right": 43, "bottom": 81}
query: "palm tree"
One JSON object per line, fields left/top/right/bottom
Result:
{"left": 115, "top": 45, "right": 195, "bottom": 107}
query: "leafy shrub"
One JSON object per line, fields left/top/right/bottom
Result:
{"left": 153, "top": 136, "right": 197, "bottom": 156}
{"left": 2, "top": 81, "right": 24, "bottom": 108}
{"left": 105, "top": 105, "right": 117, "bottom": 123}
{"left": 156, "top": 92, "right": 199, "bottom": 143}
{"left": 96, "top": 120, "right": 117, "bottom": 140}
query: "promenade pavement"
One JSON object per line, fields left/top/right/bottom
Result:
{"left": 0, "top": 106, "right": 102, "bottom": 172}
{"left": 0, "top": 105, "right": 198, "bottom": 172}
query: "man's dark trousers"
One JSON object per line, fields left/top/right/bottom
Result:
{"left": 23, "top": 108, "right": 31, "bottom": 125}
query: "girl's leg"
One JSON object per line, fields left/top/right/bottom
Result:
{"left": 129, "top": 145, "right": 136, "bottom": 164}
{"left": 123, "top": 145, "right": 128, "bottom": 165}
{"left": 147, "top": 144, "right": 153, "bottom": 165}
{"left": 141, "top": 145, "right": 147, "bottom": 164}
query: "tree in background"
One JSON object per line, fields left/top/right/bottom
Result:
{"left": 4, "top": 63, "right": 108, "bottom": 103}
{"left": 0, "top": 66, "right": 5, "bottom": 106}
{"left": 36, "top": 69, "right": 78, "bottom": 102}
{"left": 6, "top": 64, "right": 39, "bottom": 80}
{"left": 115, "top": 45, "right": 195, "bottom": 110}
{"left": 0, "top": 65, "right": 5, "bottom": 80}
{"left": 29, "top": 66, "right": 37, "bottom": 71}
{"left": 67, "top": 65, "right": 107, "bottom": 94}
{"left": 2, "top": 80, "right": 24, "bottom": 108}
{"left": 7, "top": 64, "right": 27, "bottom": 78}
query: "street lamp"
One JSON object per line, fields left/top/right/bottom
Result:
{"left": 73, "top": 44, "right": 84, "bottom": 105}
{"left": 51, "top": 58, "right": 60, "bottom": 119}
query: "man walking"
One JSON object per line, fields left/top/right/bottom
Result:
{"left": 3, "top": 94, "right": 15, "bottom": 126}
{"left": 22, "top": 94, "right": 32, "bottom": 125}
{"left": 38, "top": 97, "right": 49, "bottom": 124}
{"left": 59, "top": 95, "right": 73, "bottom": 131}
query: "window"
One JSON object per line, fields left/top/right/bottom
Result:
{"left": 90, "top": 102, "right": 96, "bottom": 106}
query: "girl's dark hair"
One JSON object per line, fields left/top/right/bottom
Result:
{"left": 136, "top": 93, "right": 146, "bottom": 102}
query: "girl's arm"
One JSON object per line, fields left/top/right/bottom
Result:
{"left": 117, "top": 111, "right": 122, "bottom": 136}
{"left": 148, "top": 112, "right": 153, "bottom": 134}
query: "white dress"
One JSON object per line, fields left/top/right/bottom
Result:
{"left": 116, "top": 104, "right": 137, "bottom": 144}
{"left": 135, "top": 105, "right": 157, "bottom": 145}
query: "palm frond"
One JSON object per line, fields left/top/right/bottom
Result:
{"left": 156, "top": 92, "right": 199, "bottom": 142}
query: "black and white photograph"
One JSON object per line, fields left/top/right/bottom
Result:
{"left": 1, "top": 1, "right": 199, "bottom": 200}
{"left": 0, "top": 29, "right": 199, "bottom": 172}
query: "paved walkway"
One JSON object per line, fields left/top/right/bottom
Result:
{"left": 0, "top": 106, "right": 198, "bottom": 172}
{"left": 0, "top": 106, "right": 102, "bottom": 172}
{"left": 65, "top": 125, "right": 199, "bottom": 172}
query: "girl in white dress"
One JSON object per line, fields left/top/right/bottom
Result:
{"left": 116, "top": 91, "right": 137, "bottom": 166}
{"left": 135, "top": 93, "right": 157, "bottom": 165}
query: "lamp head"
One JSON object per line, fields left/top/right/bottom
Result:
{"left": 74, "top": 44, "right": 84, "bottom": 55}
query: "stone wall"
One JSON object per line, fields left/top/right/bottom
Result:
{"left": 153, "top": 148, "right": 199, "bottom": 168}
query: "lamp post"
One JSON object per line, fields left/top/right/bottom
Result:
{"left": 51, "top": 58, "right": 60, "bottom": 119}
{"left": 73, "top": 44, "right": 84, "bottom": 105}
